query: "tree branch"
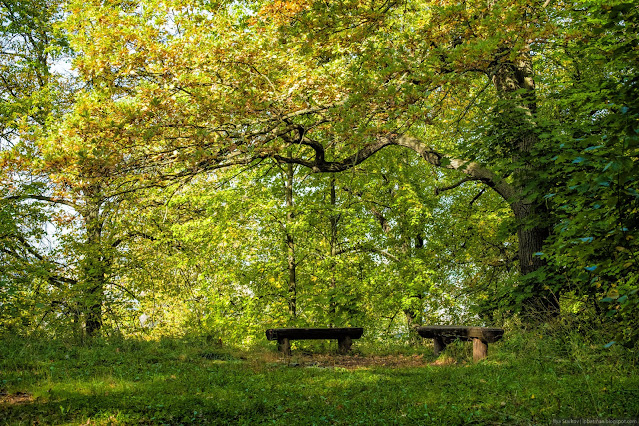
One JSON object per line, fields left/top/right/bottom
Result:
{"left": 271, "top": 132, "right": 517, "bottom": 205}
{"left": 391, "top": 135, "right": 516, "bottom": 203}
{"left": 4, "top": 194, "right": 78, "bottom": 209}
{"left": 434, "top": 177, "right": 474, "bottom": 195}
{"left": 469, "top": 188, "right": 487, "bottom": 206}
{"left": 273, "top": 134, "right": 395, "bottom": 172}
{"left": 334, "top": 243, "right": 400, "bottom": 262}
{"left": 107, "top": 281, "right": 139, "bottom": 301}
{"left": 111, "top": 231, "right": 157, "bottom": 248}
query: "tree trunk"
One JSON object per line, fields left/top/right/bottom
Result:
{"left": 403, "top": 234, "right": 425, "bottom": 334}
{"left": 329, "top": 176, "right": 339, "bottom": 324}
{"left": 81, "top": 201, "right": 108, "bottom": 338}
{"left": 84, "top": 283, "right": 104, "bottom": 338}
{"left": 284, "top": 161, "right": 297, "bottom": 318}
{"left": 492, "top": 57, "right": 560, "bottom": 317}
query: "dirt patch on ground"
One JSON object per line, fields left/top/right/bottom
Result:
{"left": 271, "top": 353, "right": 449, "bottom": 369}
{"left": 0, "top": 391, "right": 33, "bottom": 406}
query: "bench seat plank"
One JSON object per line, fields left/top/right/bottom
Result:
{"left": 416, "top": 326, "right": 504, "bottom": 343}
{"left": 265, "top": 327, "right": 364, "bottom": 355}
{"left": 266, "top": 327, "right": 364, "bottom": 341}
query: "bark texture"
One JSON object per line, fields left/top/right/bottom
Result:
{"left": 491, "top": 56, "right": 560, "bottom": 317}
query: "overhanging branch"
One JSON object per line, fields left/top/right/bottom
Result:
{"left": 4, "top": 194, "right": 78, "bottom": 209}
{"left": 434, "top": 177, "right": 474, "bottom": 195}
{"left": 271, "top": 132, "right": 516, "bottom": 204}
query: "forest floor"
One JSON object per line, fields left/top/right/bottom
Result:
{"left": 1, "top": 327, "right": 638, "bottom": 425}
{"left": 256, "top": 352, "right": 444, "bottom": 369}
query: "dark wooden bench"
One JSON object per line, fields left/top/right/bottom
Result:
{"left": 417, "top": 325, "right": 504, "bottom": 361}
{"left": 265, "top": 327, "right": 364, "bottom": 356}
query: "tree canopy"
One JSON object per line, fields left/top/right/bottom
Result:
{"left": 1, "top": 0, "right": 637, "bottom": 344}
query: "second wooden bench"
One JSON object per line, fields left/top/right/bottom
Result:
{"left": 417, "top": 325, "right": 504, "bottom": 361}
{"left": 265, "top": 327, "right": 364, "bottom": 356}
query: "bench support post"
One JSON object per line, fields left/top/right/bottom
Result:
{"left": 278, "top": 337, "right": 291, "bottom": 356}
{"left": 337, "top": 336, "right": 352, "bottom": 354}
{"left": 472, "top": 338, "right": 488, "bottom": 361}
{"left": 433, "top": 336, "right": 446, "bottom": 356}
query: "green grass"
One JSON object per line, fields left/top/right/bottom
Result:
{"left": 1, "top": 328, "right": 638, "bottom": 425}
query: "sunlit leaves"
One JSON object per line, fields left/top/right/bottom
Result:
{"left": 530, "top": 0, "right": 639, "bottom": 343}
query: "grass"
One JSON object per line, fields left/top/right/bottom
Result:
{"left": 1, "top": 327, "right": 638, "bottom": 425}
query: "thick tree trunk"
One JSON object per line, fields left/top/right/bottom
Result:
{"left": 515, "top": 208, "right": 547, "bottom": 276}
{"left": 512, "top": 201, "right": 559, "bottom": 316}
{"left": 84, "top": 284, "right": 104, "bottom": 337}
{"left": 80, "top": 248, "right": 106, "bottom": 338}
{"left": 492, "top": 57, "right": 560, "bottom": 317}
{"left": 81, "top": 202, "right": 108, "bottom": 338}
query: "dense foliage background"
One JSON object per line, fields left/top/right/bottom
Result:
{"left": 0, "top": 0, "right": 637, "bottom": 348}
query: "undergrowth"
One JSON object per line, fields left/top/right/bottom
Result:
{"left": 0, "top": 322, "right": 637, "bottom": 425}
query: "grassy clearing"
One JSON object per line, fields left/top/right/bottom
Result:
{"left": 1, "top": 327, "right": 638, "bottom": 425}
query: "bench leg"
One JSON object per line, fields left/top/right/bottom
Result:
{"left": 337, "top": 336, "right": 352, "bottom": 354}
{"left": 473, "top": 338, "right": 488, "bottom": 361}
{"left": 433, "top": 336, "right": 446, "bottom": 356}
{"left": 278, "top": 337, "right": 291, "bottom": 356}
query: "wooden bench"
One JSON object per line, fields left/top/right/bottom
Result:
{"left": 417, "top": 325, "right": 504, "bottom": 361}
{"left": 265, "top": 327, "right": 364, "bottom": 356}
